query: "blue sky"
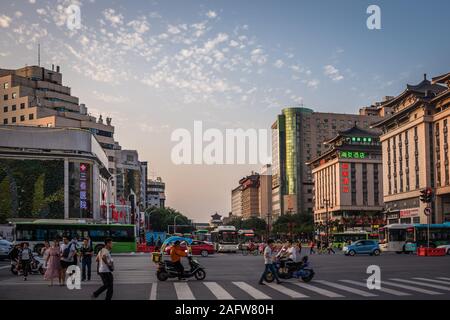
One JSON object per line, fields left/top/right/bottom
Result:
{"left": 0, "top": 0, "right": 449, "bottom": 221}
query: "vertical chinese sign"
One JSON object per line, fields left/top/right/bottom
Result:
{"left": 79, "top": 163, "right": 90, "bottom": 217}
{"left": 342, "top": 163, "right": 349, "bottom": 193}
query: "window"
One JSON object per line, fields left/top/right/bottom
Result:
{"left": 28, "top": 113, "right": 34, "bottom": 120}
{"left": 3, "top": 95, "right": 8, "bottom": 101}
{"left": 12, "top": 105, "right": 16, "bottom": 111}
{"left": 3, "top": 106, "right": 7, "bottom": 113}
{"left": 3, "top": 119, "right": 7, "bottom": 125}
{"left": 11, "top": 117, "right": 16, "bottom": 123}
{"left": 3, "top": 82, "right": 8, "bottom": 89}
{"left": 12, "top": 92, "right": 17, "bottom": 99}
{"left": 20, "top": 115, "right": 25, "bottom": 122}
{"left": 20, "top": 103, "right": 25, "bottom": 109}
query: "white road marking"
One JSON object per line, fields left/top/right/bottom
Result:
{"left": 265, "top": 283, "right": 308, "bottom": 298}
{"left": 382, "top": 280, "right": 443, "bottom": 295}
{"left": 437, "top": 277, "right": 450, "bottom": 281}
{"left": 0, "top": 265, "right": 10, "bottom": 270}
{"left": 412, "top": 278, "right": 450, "bottom": 285}
{"left": 315, "top": 280, "right": 377, "bottom": 297}
{"left": 390, "top": 278, "right": 450, "bottom": 291}
{"left": 204, "top": 282, "right": 235, "bottom": 300}
{"left": 232, "top": 282, "right": 271, "bottom": 300}
{"left": 340, "top": 280, "right": 411, "bottom": 296}
{"left": 174, "top": 282, "right": 195, "bottom": 300}
{"left": 149, "top": 282, "right": 157, "bottom": 300}
{"left": 294, "top": 282, "right": 344, "bottom": 298}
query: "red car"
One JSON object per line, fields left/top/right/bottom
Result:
{"left": 165, "top": 240, "right": 215, "bottom": 257}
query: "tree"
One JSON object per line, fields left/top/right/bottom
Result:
{"left": 145, "top": 207, "right": 194, "bottom": 233}
{"left": 272, "top": 213, "right": 314, "bottom": 237}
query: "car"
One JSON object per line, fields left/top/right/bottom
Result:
{"left": 343, "top": 240, "right": 381, "bottom": 256}
{"left": 437, "top": 244, "right": 450, "bottom": 255}
{"left": 0, "top": 239, "right": 13, "bottom": 260}
{"left": 165, "top": 240, "right": 215, "bottom": 257}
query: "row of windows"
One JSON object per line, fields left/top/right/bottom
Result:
{"left": 3, "top": 93, "right": 17, "bottom": 100}
{"left": 3, "top": 103, "right": 26, "bottom": 112}
{"left": 3, "top": 114, "right": 34, "bottom": 124}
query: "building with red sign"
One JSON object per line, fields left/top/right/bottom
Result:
{"left": 307, "top": 126, "right": 384, "bottom": 231}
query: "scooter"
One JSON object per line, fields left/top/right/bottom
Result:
{"left": 156, "top": 255, "right": 206, "bottom": 281}
{"left": 10, "top": 253, "right": 45, "bottom": 276}
{"left": 264, "top": 256, "right": 315, "bottom": 283}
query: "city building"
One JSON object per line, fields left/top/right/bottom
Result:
{"left": 140, "top": 161, "right": 148, "bottom": 210}
{"left": 146, "top": 177, "right": 166, "bottom": 209}
{"left": 239, "top": 173, "right": 260, "bottom": 219}
{"left": 307, "top": 126, "right": 384, "bottom": 231}
{"left": 373, "top": 73, "right": 450, "bottom": 224}
{"left": 210, "top": 212, "right": 223, "bottom": 227}
{"left": 0, "top": 125, "right": 110, "bottom": 222}
{"left": 222, "top": 212, "right": 236, "bottom": 225}
{"left": 231, "top": 185, "right": 243, "bottom": 217}
{"left": 271, "top": 107, "right": 383, "bottom": 220}
{"left": 259, "top": 164, "right": 272, "bottom": 226}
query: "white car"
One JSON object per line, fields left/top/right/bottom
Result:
{"left": 437, "top": 244, "right": 450, "bottom": 255}
{"left": 0, "top": 240, "right": 13, "bottom": 260}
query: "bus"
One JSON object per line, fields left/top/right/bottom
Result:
{"left": 238, "top": 229, "right": 256, "bottom": 250}
{"left": 211, "top": 226, "right": 239, "bottom": 252}
{"left": 194, "top": 229, "right": 212, "bottom": 243}
{"left": 13, "top": 220, "right": 137, "bottom": 253}
{"left": 331, "top": 231, "right": 379, "bottom": 249}
{"left": 379, "top": 223, "right": 450, "bottom": 253}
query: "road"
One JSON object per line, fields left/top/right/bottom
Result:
{"left": 0, "top": 252, "right": 449, "bottom": 300}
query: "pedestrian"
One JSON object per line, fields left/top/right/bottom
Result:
{"left": 92, "top": 238, "right": 114, "bottom": 300}
{"left": 44, "top": 239, "right": 62, "bottom": 286}
{"left": 297, "top": 241, "right": 302, "bottom": 256}
{"left": 80, "top": 238, "right": 94, "bottom": 281}
{"left": 259, "top": 239, "right": 282, "bottom": 285}
{"left": 327, "top": 242, "right": 336, "bottom": 254}
{"left": 309, "top": 240, "right": 315, "bottom": 255}
{"left": 60, "top": 236, "right": 76, "bottom": 285}
{"left": 317, "top": 241, "right": 322, "bottom": 254}
{"left": 19, "top": 242, "right": 33, "bottom": 281}
{"left": 41, "top": 241, "right": 50, "bottom": 270}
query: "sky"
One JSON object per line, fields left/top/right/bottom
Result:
{"left": 0, "top": 0, "right": 449, "bottom": 222}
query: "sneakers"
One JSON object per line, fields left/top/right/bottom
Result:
{"left": 258, "top": 282, "right": 265, "bottom": 285}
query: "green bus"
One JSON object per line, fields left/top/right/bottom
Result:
{"left": 13, "top": 220, "right": 136, "bottom": 253}
{"left": 331, "top": 231, "right": 379, "bottom": 249}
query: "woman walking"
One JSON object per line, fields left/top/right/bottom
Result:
{"left": 44, "top": 239, "right": 62, "bottom": 286}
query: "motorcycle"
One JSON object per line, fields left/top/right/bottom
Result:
{"left": 264, "top": 256, "right": 315, "bottom": 283}
{"left": 156, "top": 255, "right": 206, "bottom": 281}
{"left": 11, "top": 253, "right": 45, "bottom": 276}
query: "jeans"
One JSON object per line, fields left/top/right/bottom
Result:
{"left": 93, "top": 272, "right": 114, "bottom": 300}
{"left": 173, "top": 261, "right": 184, "bottom": 279}
{"left": 82, "top": 257, "right": 92, "bottom": 280}
{"left": 21, "top": 259, "right": 30, "bottom": 278}
{"left": 259, "top": 263, "right": 280, "bottom": 283}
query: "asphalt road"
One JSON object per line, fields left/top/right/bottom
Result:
{"left": 0, "top": 251, "right": 449, "bottom": 300}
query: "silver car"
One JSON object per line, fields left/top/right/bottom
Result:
{"left": 0, "top": 240, "right": 13, "bottom": 260}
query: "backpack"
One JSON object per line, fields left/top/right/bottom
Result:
{"left": 62, "top": 243, "right": 73, "bottom": 259}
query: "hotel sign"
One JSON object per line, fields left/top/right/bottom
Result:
{"left": 340, "top": 151, "right": 366, "bottom": 159}
{"left": 341, "top": 163, "right": 349, "bottom": 193}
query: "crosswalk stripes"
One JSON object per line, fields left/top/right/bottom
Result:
{"left": 149, "top": 282, "right": 157, "bottom": 300}
{"left": 381, "top": 280, "right": 443, "bottom": 295}
{"left": 389, "top": 278, "right": 450, "bottom": 291}
{"left": 174, "top": 282, "right": 196, "bottom": 300}
{"left": 314, "top": 280, "right": 377, "bottom": 297}
{"left": 232, "top": 281, "right": 271, "bottom": 299}
{"left": 413, "top": 277, "right": 450, "bottom": 285}
{"left": 437, "top": 277, "right": 450, "bottom": 281}
{"left": 204, "top": 282, "right": 235, "bottom": 300}
{"left": 293, "top": 282, "right": 344, "bottom": 298}
{"left": 264, "top": 283, "right": 309, "bottom": 298}
{"left": 340, "top": 280, "right": 411, "bottom": 296}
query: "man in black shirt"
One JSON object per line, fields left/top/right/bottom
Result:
{"left": 80, "top": 238, "right": 94, "bottom": 281}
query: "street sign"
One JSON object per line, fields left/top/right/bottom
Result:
{"left": 424, "top": 207, "right": 432, "bottom": 216}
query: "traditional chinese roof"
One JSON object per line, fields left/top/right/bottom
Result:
{"left": 324, "top": 125, "right": 379, "bottom": 145}
{"left": 211, "top": 212, "right": 222, "bottom": 220}
{"left": 432, "top": 72, "right": 450, "bottom": 85}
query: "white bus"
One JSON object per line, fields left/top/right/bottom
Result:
{"left": 211, "top": 226, "right": 239, "bottom": 252}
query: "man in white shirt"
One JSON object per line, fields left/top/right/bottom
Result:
{"left": 92, "top": 238, "right": 114, "bottom": 300}
{"left": 259, "top": 239, "right": 282, "bottom": 285}
{"left": 60, "top": 236, "right": 76, "bottom": 284}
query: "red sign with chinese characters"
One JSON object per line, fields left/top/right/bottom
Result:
{"left": 341, "top": 163, "right": 349, "bottom": 193}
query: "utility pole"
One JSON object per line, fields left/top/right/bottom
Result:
{"left": 323, "top": 198, "right": 330, "bottom": 244}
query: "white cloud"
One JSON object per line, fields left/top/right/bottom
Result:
{"left": 103, "top": 8, "right": 124, "bottom": 27}
{"left": 29, "top": 0, "right": 36, "bottom": 3}
{"left": 127, "top": 18, "right": 150, "bottom": 34}
{"left": 167, "top": 24, "right": 181, "bottom": 34}
{"left": 36, "top": 8, "right": 47, "bottom": 16}
{"left": 206, "top": 11, "right": 217, "bottom": 19}
{"left": 92, "top": 90, "right": 129, "bottom": 104}
{"left": 274, "top": 59, "right": 284, "bottom": 68}
{"left": 0, "top": 52, "right": 10, "bottom": 57}
{"left": 323, "top": 65, "right": 344, "bottom": 81}
{"left": 306, "top": 79, "right": 320, "bottom": 89}
{"left": 250, "top": 48, "right": 267, "bottom": 65}
{"left": 15, "top": 11, "right": 23, "bottom": 18}
{"left": 0, "top": 15, "right": 12, "bottom": 28}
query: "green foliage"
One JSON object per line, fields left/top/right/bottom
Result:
{"left": 225, "top": 216, "right": 267, "bottom": 235}
{"left": 272, "top": 213, "right": 314, "bottom": 235}
{"left": 145, "top": 207, "right": 194, "bottom": 233}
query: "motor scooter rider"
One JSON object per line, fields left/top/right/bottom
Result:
{"left": 170, "top": 240, "right": 187, "bottom": 280}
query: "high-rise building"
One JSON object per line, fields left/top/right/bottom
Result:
{"left": 239, "top": 173, "right": 260, "bottom": 219}
{"left": 259, "top": 164, "right": 272, "bottom": 224}
{"left": 271, "top": 107, "right": 383, "bottom": 218}
{"left": 146, "top": 177, "right": 166, "bottom": 209}
{"left": 231, "top": 185, "right": 243, "bottom": 217}
{"left": 373, "top": 73, "right": 450, "bottom": 224}
{"left": 307, "top": 126, "right": 384, "bottom": 231}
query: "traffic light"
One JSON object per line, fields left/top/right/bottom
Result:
{"left": 420, "top": 188, "right": 433, "bottom": 203}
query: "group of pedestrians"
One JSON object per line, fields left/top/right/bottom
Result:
{"left": 308, "top": 240, "right": 336, "bottom": 255}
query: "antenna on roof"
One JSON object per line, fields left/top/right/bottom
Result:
{"left": 38, "top": 43, "right": 41, "bottom": 67}
{"left": 424, "top": 73, "right": 427, "bottom": 81}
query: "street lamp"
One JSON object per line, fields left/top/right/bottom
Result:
{"left": 173, "top": 214, "right": 181, "bottom": 234}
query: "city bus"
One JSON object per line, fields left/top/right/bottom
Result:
{"left": 194, "top": 229, "right": 212, "bottom": 243}
{"left": 238, "top": 229, "right": 256, "bottom": 250}
{"left": 331, "top": 231, "right": 379, "bottom": 249}
{"left": 379, "top": 223, "right": 450, "bottom": 253}
{"left": 13, "top": 220, "right": 137, "bottom": 253}
{"left": 211, "top": 226, "right": 239, "bottom": 252}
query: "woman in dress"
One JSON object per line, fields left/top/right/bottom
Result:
{"left": 41, "top": 241, "right": 50, "bottom": 270}
{"left": 44, "top": 239, "right": 62, "bottom": 286}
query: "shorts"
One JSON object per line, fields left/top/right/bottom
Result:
{"left": 60, "top": 260, "right": 72, "bottom": 269}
